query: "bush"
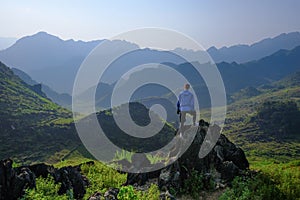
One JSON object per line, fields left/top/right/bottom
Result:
{"left": 141, "top": 184, "right": 160, "bottom": 200}
{"left": 118, "top": 184, "right": 160, "bottom": 200}
{"left": 259, "top": 161, "right": 300, "bottom": 200}
{"left": 22, "top": 175, "right": 72, "bottom": 200}
{"left": 80, "top": 161, "right": 127, "bottom": 198}
{"left": 219, "top": 173, "right": 286, "bottom": 200}
{"left": 180, "top": 170, "right": 204, "bottom": 199}
{"left": 118, "top": 185, "right": 138, "bottom": 200}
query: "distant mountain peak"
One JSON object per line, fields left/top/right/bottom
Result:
{"left": 21, "top": 31, "right": 62, "bottom": 41}
{"left": 207, "top": 46, "right": 218, "bottom": 51}
{"left": 35, "top": 31, "right": 51, "bottom": 35}
{"left": 207, "top": 31, "right": 300, "bottom": 63}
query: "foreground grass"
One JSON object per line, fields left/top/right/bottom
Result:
{"left": 220, "top": 159, "right": 300, "bottom": 200}
{"left": 22, "top": 156, "right": 162, "bottom": 199}
{"left": 251, "top": 159, "right": 300, "bottom": 199}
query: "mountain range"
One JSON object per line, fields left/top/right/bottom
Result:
{"left": 0, "top": 31, "right": 300, "bottom": 98}
{"left": 207, "top": 32, "right": 300, "bottom": 63}
{"left": 78, "top": 45, "right": 300, "bottom": 113}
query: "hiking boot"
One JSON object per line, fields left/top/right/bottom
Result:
{"left": 178, "top": 132, "right": 183, "bottom": 138}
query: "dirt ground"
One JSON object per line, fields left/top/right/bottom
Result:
{"left": 177, "top": 189, "right": 226, "bottom": 200}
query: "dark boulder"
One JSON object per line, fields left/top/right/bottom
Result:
{"left": 0, "top": 159, "right": 91, "bottom": 200}
{"left": 13, "top": 167, "right": 36, "bottom": 194}
{"left": 228, "top": 147, "right": 249, "bottom": 170}
{"left": 125, "top": 153, "right": 162, "bottom": 186}
{"left": 158, "top": 161, "right": 181, "bottom": 192}
{"left": 88, "top": 192, "right": 102, "bottom": 200}
{"left": 104, "top": 188, "right": 119, "bottom": 200}
{"left": 53, "top": 165, "right": 88, "bottom": 199}
{"left": 87, "top": 188, "right": 119, "bottom": 200}
{"left": 27, "top": 163, "right": 55, "bottom": 178}
{"left": 159, "top": 190, "right": 176, "bottom": 200}
{"left": 0, "top": 159, "right": 36, "bottom": 200}
{"left": 217, "top": 161, "right": 240, "bottom": 181}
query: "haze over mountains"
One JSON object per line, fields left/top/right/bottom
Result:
{"left": 0, "top": 32, "right": 101, "bottom": 94}
{"left": 0, "top": 31, "right": 300, "bottom": 109}
{"left": 0, "top": 37, "right": 17, "bottom": 50}
{"left": 11, "top": 67, "right": 72, "bottom": 108}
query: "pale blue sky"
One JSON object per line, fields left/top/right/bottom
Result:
{"left": 1, "top": 0, "right": 299, "bottom": 48}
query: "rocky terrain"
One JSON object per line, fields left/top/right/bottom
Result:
{"left": 0, "top": 121, "right": 249, "bottom": 200}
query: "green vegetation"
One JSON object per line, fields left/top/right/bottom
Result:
{"left": 22, "top": 175, "right": 73, "bottom": 200}
{"left": 180, "top": 170, "right": 204, "bottom": 199}
{"left": 114, "top": 149, "right": 134, "bottom": 162}
{"left": 230, "top": 86, "right": 261, "bottom": 102}
{"left": 217, "top": 72, "right": 300, "bottom": 162}
{"left": 0, "top": 62, "right": 72, "bottom": 126}
{"left": 118, "top": 185, "right": 139, "bottom": 200}
{"left": 219, "top": 160, "right": 300, "bottom": 200}
{"left": 219, "top": 174, "right": 284, "bottom": 200}
{"left": 113, "top": 149, "right": 166, "bottom": 165}
{"left": 22, "top": 158, "right": 161, "bottom": 200}
{"left": 252, "top": 160, "right": 300, "bottom": 199}
{"left": 0, "top": 62, "right": 79, "bottom": 164}
{"left": 197, "top": 72, "right": 300, "bottom": 199}
{"left": 117, "top": 184, "right": 160, "bottom": 200}
{"left": 256, "top": 100, "right": 300, "bottom": 136}
{"left": 80, "top": 161, "right": 127, "bottom": 198}
{"left": 96, "top": 102, "right": 175, "bottom": 153}
{"left": 215, "top": 73, "right": 300, "bottom": 199}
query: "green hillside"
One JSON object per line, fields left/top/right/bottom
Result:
{"left": 0, "top": 61, "right": 80, "bottom": 164}
{"left": 218, "top": 72, "right": 300, "bottom": 163}
{"left": 0, "top": 61, "right": 177, "bottom": 164}
{"left": 211, "top": 72, "right": 300, "bottom": 199}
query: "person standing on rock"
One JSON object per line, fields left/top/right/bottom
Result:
{"left": 177, "top": 83, "right": 196, "bottom": 133}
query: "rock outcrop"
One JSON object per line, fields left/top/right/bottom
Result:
{"left": 125, "top": 121, "right": 249, "bottom": 194}
{"left": 88, "top": 188, "right": 120, "bottom": 200}
{"left": 0, "top": 158, "right": 35, "bottom": 200}
{"left": 0, "top": 160, "right": 89, "bottom": 200}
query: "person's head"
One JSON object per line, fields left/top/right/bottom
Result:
{"left": 184, "top": 83, "right": 190, "bottom": 90}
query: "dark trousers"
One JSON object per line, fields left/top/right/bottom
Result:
{"left": 180, "top": 110, "right": 196, "bottom": 129}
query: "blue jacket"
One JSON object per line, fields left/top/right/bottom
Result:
{"left": 177, "top": 90, "right": 195, "bottom": 111}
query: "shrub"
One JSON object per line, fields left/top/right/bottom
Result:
{"left": 22, "top": 175, "right": 72, "bottom": 200}
{"left": 80, "top": 161, "right": 127, "bottom": 198}
{"left": 118, "top": 185, "right": 138, "bottom": 200}
{"left": 219, "top": 173, "right": 285, "bottom": 200}
{"left": 141, "top": 184, "right": 160, "bottom": 200}
{"left": 259, "top": 161, "right": 300, "bottom": 199}
{"left": 180, "top": 170, "right": 204, "bottom": 199}
{"left": 118, "top": 184, "right": 160, "bottom": 200}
